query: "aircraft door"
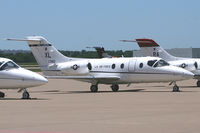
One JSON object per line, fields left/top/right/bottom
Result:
{"left": 128, "top": 59, "right": 136, "bottom": 72}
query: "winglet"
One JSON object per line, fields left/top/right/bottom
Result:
{"left": 135, "top": 39, "right": 159, "bottom": 47}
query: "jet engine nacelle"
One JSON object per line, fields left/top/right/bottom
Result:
{"left": 57, "top": 60, "right": 90, "bottom": 75}
{"left": 170, "top": 60, "right": 198, "bottom": 71}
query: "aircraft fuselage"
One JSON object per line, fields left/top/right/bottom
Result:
{"left": 43, "top": 57, "right": 193, "bottom": 84}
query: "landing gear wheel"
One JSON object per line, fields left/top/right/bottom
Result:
{"left": 197, "top": 81, "right": 200, "bottom": 87}
{"left": 90, "top": 85, "right": 98, "bottom": 92}
{"left": 22, "top": 91, "right": 30, "bottom": 99}
{"left": 0, "top": 91, "right": 5, "bottom": 98}
{"left": 173, "top": 85, "right": 180, "bottom": 92}
{"left": 111, "top": 84, "right": 119, "bottom": 92}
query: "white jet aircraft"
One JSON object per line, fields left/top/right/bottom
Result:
{"left": 121, "top": 38, "right": 200, "bottom": 87}
{"left": 0, "top": 57, "right": 48, "bottom": 99}
{"left": 7, "top": 36, "right": 194, "bottom": 92}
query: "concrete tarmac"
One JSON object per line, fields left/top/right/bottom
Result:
{"left": 0, "top": 79, "right": 200, "bottom": 133}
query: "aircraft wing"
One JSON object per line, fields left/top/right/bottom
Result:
{"left": 46, "top": 75, "right": 120, "bottom": 84}
{"left": 46, "top": 75, "right": 120, "bottom": 80}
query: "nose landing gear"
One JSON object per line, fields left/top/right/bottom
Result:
{"left": 18, "top": 88, "right": 30, "bottom": 99}
{"left": 22, "top": 90, "right": 30, "bottom": 99}
{"left": 172, "top": 82, "right": 180, "bottom": 92}
{"left": 173, "top": 85, "right": 180, "bottom": 92}
{"left": 197, "top": 81, "right": 200, "bottom": 87}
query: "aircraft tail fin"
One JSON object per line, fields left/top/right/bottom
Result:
{"left": 6, "top": 36, "right": 70, "bottom": 70}
{"left": 121, "top": 38, "right": 177, "bottom": 61}
{"left": 135, "top": 38, "right": 177, "bottom": 61}
{"left": 87, "top": 46, "right": 112, "bottom": 58}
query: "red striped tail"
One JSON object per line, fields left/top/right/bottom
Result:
{"left": 136, "top": 39, "right": 159, "bottom": 47}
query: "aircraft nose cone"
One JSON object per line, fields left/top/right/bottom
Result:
{"left": 13, "top": 68, "right": 48, "bottom": 88}
{"left": 174, "top": 67, "right": 194, "bottom": 79}
{"left": 183, "top": 70, "right": 194, "bottom": 78}
{"left": 164, "top": 66, "right": 194, "bottom": 81}
{"left": 34, "top": 74, "right": 48, "bottom": 85}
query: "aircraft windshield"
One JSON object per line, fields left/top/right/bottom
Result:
{"left": 0, "top": 61, "right": 4, "bottom": 67}
{"left": 0, "top": 61, "right": 19, "bottom": 70}
{"left": 153, "top": 59, "right": 169, "bottom": 67}
{"left": 147, "top": 60, "right": 157, "bottom": 67}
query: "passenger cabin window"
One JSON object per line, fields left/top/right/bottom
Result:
{"left": 112, "top": 64, "right": 116, "bottom": 69}
{"left": 0, "top": 61, "right": 19, "bottom": 70}
{"left": 153, "top": 59, "right": 169, "bottom": 67}
{"left": 120, "top": 63, "right": 124, "bottom": 69}
{"left": 139, "top": 63, "right": 143, "bottom": 68}
{"left": 87, "top": 63, "right": 92, "bottom": 70}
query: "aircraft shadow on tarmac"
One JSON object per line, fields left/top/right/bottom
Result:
{"left": 151, "top": 85, "right": 198, "bottom": 88}
{"left": 29, "top": 85, "right": 199, "bottom": 95}
{"left": 1, "top": 86, "right": 198, "bottom": 100}
{"left": 179, "top": 86, "right": 198, "bottom": 88}
{"left": 31, "top": 89, "right": 145, "bottom": 94}
{"left": 42, "top": 89, "right": 198, "bottom": 94}
{"left": 0, "top": 98, "right": 49, "bottom": 100}
{"left": 63, "top": 89, "right": 146, "bottom": 94}
{"left": 151, "top": 85, "right": 167, "bottom": 87}
{"left": 30, "top": 90, "right": 60, "bottom": 93}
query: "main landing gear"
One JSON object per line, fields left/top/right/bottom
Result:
{"left": 90, "top": 84, "right": 119, "bottom": 92}
{"left": 197, "top": 81, "right": 200, "bottom": 87}
{"left": 0, "top": 91, "right": 5, "bottom": 98}
{"left": 0, "top": 89, "right": 30, "bottom": 99}
{"left": 18, "top": 88, "right": 30, "bottom": 99}
{"left": 90, "top": 85, "right": 98, "bottom": 92}
{"left": 111, "top": 84, "right": 119, "bottom": 92}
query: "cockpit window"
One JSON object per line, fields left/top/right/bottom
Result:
{"left": 153, "top": 59, "right": 169, "bottom": 67}
{"left": 0, "top": 61, "right": 4, "bottom": 67}
{"left": 0, "top": 61, "right": 19, "bottom": 70}
{"left": 147, "top": 60, "right": 157, "bottom": 67}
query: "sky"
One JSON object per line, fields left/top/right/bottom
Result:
{"left": 0, "top": 0, "right": 200, "bottom": 51}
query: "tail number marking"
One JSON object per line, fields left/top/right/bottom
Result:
{"left": 45, "top": 52, "right": 51, "bottom": 58}
{"left": 153, "top": 48, "right": 159, "bottom": 57}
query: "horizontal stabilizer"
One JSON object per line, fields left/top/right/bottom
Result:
{"left": 6, "top": 38, "right": 41, "bottom": 42}
{"left": 120, "top": 40, "right": 137, "bottom": 42}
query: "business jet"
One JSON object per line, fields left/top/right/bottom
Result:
{"left": 6, "top": 36, "right": 194, "bottom": 92}
{"left": 121, "top": 38, "right": 200, "bottom": 87}
{"left": 0, "top": 57, "right": 48, "bottom": 99}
